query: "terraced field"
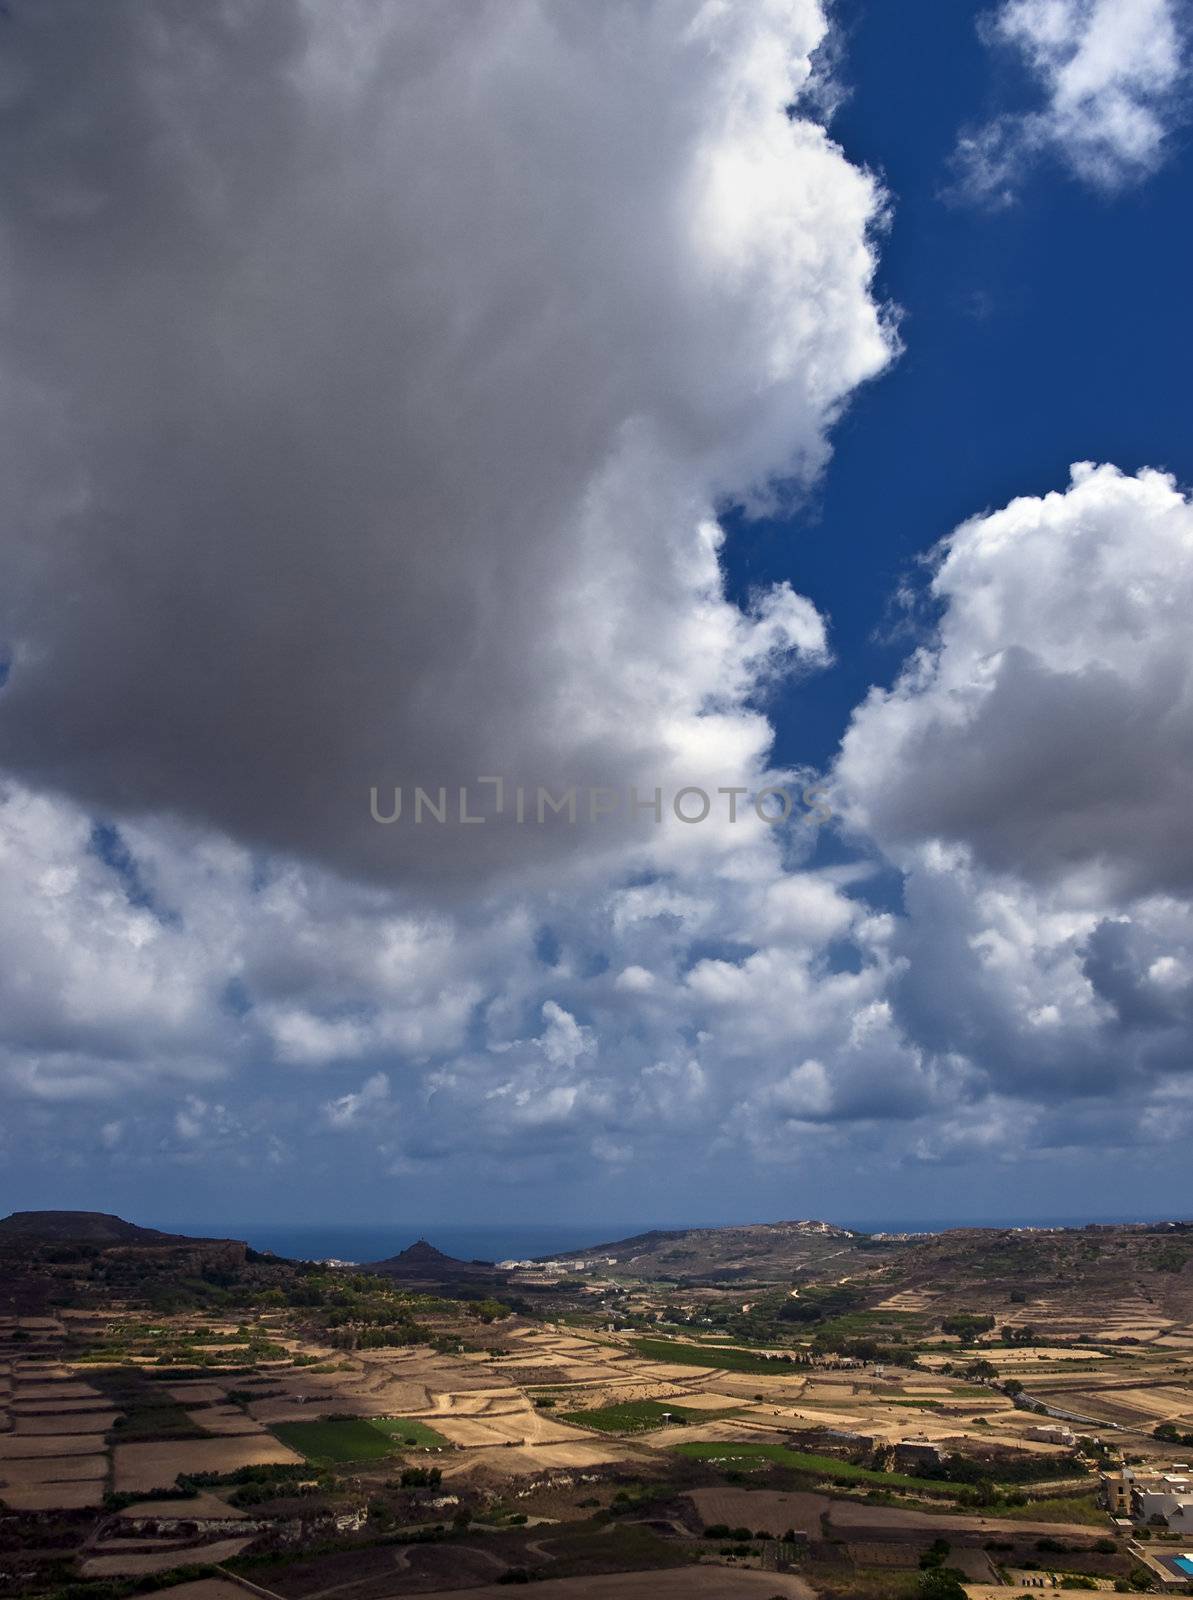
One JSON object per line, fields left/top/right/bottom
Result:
{"left": 561, "top": 1398, "right": 738, "bottom": 1432}
{"left": 670, "top": 1438, "right": 951, "bottom": 1492}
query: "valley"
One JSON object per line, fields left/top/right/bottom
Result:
{"left": 2, "top": 1211, "right": 1192, "bottom": 1596}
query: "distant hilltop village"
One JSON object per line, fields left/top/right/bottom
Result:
{"left": 498, "top": 1254, "right": 620, "bottom": 1272}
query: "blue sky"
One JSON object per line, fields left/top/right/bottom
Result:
{"left": 729, "top": 0, "right": 1193, "bottom": 775}
{"left": 1, "top": 0, "right": 1192, "bottom": 1235}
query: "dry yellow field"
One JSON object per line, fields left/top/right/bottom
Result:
{"left": 0, "top": 1480, "right": 106, "bottom": 1510}
{"left": 12, "top": 1394, "right": 117, "bottom": 1414}
{"left": 113, "top": 1435, "right": 302, "bottom": 1493}
{"left": 0, "top": 1432, "right": 107, "bottom": 1459}
{"left": 666, "top": 1389, "right": 744, "bottom": 1409}
{"left": 117, "top": 1582, "right": 246, "bottom": 1600}
{"left": 16, "top": 1380, "right": 104, "bottom": 1400}
{"left": 80, "top": 1536, "right": 256, "bottom": 1577}
{"left": 0, "top": 1454, "right": 107, "bottom": 1484}
{"left": 165, "top": 1381, "right": 228, "bottom": 1402}
{"left": 440, "top": 1436, "right": 638, "bottom": 1479}
{"left": 186, "top": 1405, "right": 268, "bottom": 1436}
{"left": 15, "top": 1410, "right": 120, "bottom": 1434}
{"left": 116, "top": 1490, "right": 247, "bottom": 1519}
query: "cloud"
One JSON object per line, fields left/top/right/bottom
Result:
{"left": 837, "top": 464, "right": 1193, "bottom": 900}
{"left": 323, "top": 1072, "right": 391, "bottom": 1131}
{"left": 0, "top": 784, "right": 235, "bottom": 1096}
{"left": 0, "top": 0, "right": 891, "bottom": 896}
{"left": 830, "top": 462, "right": 1193, "bottom": 1165}
{"left": 954, "top": 0, "right": 1189, "bottom": 202}
{"left": 1, "top": 6, "right": 1189, "bottom": 1213}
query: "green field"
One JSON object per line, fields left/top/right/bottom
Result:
{"left": 271, "top": 1419, "right": 403, "bottom": 1462}
{"left": 670, "top": 1440, "right": 949, "bottom": 1493}
{"left": 272, "top": 1415, "right": 448, "bottom": 1460}
{"left": 630, "top": 1337, "right": 804, "bottom": 1375}
{"left": 985, "top": 1493, "right": 1107, "bottom": 1526}
{"left": 561, "top": 1399, "right": 737, "bottom": 1433}
{"left": 369, "top": 1416, "right": 449, "bottom": 1447}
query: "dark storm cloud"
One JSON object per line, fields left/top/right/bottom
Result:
{"left": 0, "top": 0, "right": 890, "bottom": 891}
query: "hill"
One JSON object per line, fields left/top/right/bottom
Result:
{"left": 549, "top": 1217, "right": 1193, "bottom": 1339}
{"left": 555, "top": 1218, "right": 859, "bottom": 1282}
{"left": 366, "top": 1237, "right": 504, "bottom": 1285}
{"left": 0, "top": 1211, "right": 249, "bottom": 1314}
{"left": 0, "top": 1209, "right": 201, "bottom": 1245}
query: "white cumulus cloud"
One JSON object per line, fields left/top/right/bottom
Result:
{"left": 955, "top": 0, "right": 1189, "bottom": 201}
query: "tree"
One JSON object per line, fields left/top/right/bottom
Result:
{"left": 917, "top": 1570, "right": 968, "bottom": 1599}
{"left": 1001, "top": 1324, "right": 1037, "bottom": 1345}
{"left": 1154, "top": 1420, "right": 1193, "bottom": 1446}
{"left": 920, "top": 1537, "right": 952, "bottom": 1569}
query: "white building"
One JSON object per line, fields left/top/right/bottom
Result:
{"left": 1120, "top": 1464, "right": 1193, "bottom": 1529}
{"left": 1028, "top": 1423, "right": 1075, "bottom": 1446}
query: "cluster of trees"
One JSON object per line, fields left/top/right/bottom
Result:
{"left": 182, "top": 1462, "right": 323, "bottom": 1505}
{"left": 397, "top": 1465, "right": 442, "bottom": 1488}
{"left": 1154, "top": 1421, "right": 1193, "bottom": 1446}
{"left": 776, "top": 1283, "right": 865, "bottom": 1325}
{"left": 462, "top": 1297, "right": 511, "bottom": 1323}
{"left": 814, "top": 1330, "right": 909, "bottom": 1365}
{"left": 1001, "top": 1323, "right": 1039, "bottom": 1344}
{"left": 940, "top": 1314, "right": 995, "bottom": 1338}
{"left": 917, "top": 1539, "right": 967, "bottom": 1598}
{"left": 702, "top": 1522, "right": 800, "bottom": 1541}
{"left": 326, "top": 1320, "right": 431, "bottom": 1350}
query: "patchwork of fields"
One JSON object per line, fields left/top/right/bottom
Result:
{"left": 4, "top": 1280, "right": 1193, "bottom": 1596}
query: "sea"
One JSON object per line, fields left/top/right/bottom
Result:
{"left": 167, "top": 1212, "right": 1190, "bottom": 1266}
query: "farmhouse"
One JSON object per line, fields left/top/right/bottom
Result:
{"left": 1104, "top": 1463, "right": 1193, "bottom": 1528}
{"left": 893, "top": 1438, "right": 943, "bottom": 1469}
{"left": 1101, "top": 1469, "right": 1132, "bottom": 1516}
{"left": 1027, "top": 1423, "right": 1075, "bottom": 1446}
